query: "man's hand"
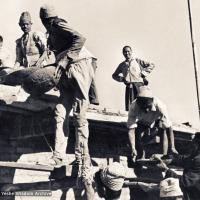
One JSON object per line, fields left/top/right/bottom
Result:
{"left": 131, "top": 149, "right": 137, "bottom": 163}
{"left": 54, "top": 56, "right": 69, "bottom": 79}
{"left": 122, "top": 77, "right": 131, "bottom": 86}
{"left": 151, "top": 155, "right": 169, "bottom": 171}
{"left": 143, "top": 78, "right": 149, "bottom": 85}
{"left": 54, "top": 64, "right": 64, "bottom": 80}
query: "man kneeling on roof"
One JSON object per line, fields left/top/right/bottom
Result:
{"left": 127, "top": 86, "right": 178, "bottom": 162}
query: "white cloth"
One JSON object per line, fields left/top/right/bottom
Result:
{"left": 127, "top": 97, "right": 172, "bottom": 129}
{"left": 160, "top": 178, "right": 183, "bottom": 198}
{"left": 100, "top": 162, "right": 126, "bottom": 191}
{"left": 0, "top": 47, "right": 13, "bottom": 67}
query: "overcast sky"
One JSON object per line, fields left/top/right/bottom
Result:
{"left": 1, "top": 0, "right": 200, "bottom": 128}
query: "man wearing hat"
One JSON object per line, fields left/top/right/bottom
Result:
{"left": 112, "top": 45, "right": 155, "bottom": 111}
{"left": 14, "top": 11, "right": 47, "bottom": 68}
{"left": 160, "top": 178, "right": 183, "bottom": 200}
{"left": 155, "top": 132, "right": 200, "bottom": 200}
{"left": 127, "top": 86, "right": 178, "bottom": 162}
{"left": 39, "top": 4, "right": 98, "bottom": 172}
{"left": 84, "top": 162, "right": 126, "bottom": 200}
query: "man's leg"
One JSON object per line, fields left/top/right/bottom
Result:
{"left": 128, "top": 125, "right": 146, "bottom": 162}
{"left": 89, "top": 78, "right": 99, "bottom": 105}
{"left": 135, "top": 125, "right": 146, "bottom": 159}
{"left": 73, "top": 96, "right": 93, "bottom": 189}
{"left": 89, "top": 57, "right": 99, "bottom": 105}
{"left": 73, "top": 97, "right": 90, "bottom": 165}
{"left": 160, "top": 127, "right": 178, "bottom": 156}
{"left": 125, "top": 84, "right": 134, "bottom": 111}
{"left": 166, "top": 127, "right": 178, "bottom": 154}
{"left": 160, "top": 129, "right": 168, "bottom": 156}
{"left": 134, "top": 82, "right": 144, "bottom": 98}
{"left": 128, "top": 128, "right": 137, "bottom": 162}
{"left": 53, "top": 88, "right": 74, "bottom": 164}
{"left": 68, "top": 57, "right": 94, "bottom": 188}
{"left": 125, "top": 82, "right": 144, "bottom": 111}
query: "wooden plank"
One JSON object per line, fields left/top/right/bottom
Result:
{"left": 0, "top": 179, "right": 159, "bottom": 192}
{"left": 0, "top": 161, "right": 137, "bottom": 179}
{"left": 0, "top": 161, "right": 54, "bottom": 172}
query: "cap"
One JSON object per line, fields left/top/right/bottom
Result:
{"left": 19, "top": 12, "right": 32, "bottom": 24}
{"left": 100, "top": 162, "right": 126, "bottom": 191}
{"left": 40, "top": 4, "right": 57, "bottom": 19}
{"left": 160, "top": 178, "right": 183, "bottom": 198}
{"left": 138, "top": 86, "right": 153, "bottom": 98}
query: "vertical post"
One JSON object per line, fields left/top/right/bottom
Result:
{"left": 187, "top": 0, "right": 200, "bottom": 119}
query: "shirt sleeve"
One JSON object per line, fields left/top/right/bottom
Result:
{"left": 127, "top": 101, "right": 139, "bottom": 129}
{"left": 136, "top": 58, "right": 155, "bottom": 77}
{"left": 15, "top": 39, "right": 23, "bottom": 66}
{"left": 171, "top": 155, "right": 192, "bottom": 168}
{"left": 112, "top": 63, "right": 124, "bottom": 82}
{"left": 155, "top": 98, "right": 172, "bottom": 128}
{"left": 33, "top": 31, "right": 47, "bottom": 54}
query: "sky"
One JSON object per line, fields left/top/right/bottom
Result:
{"left": 1, "top": 0, "right": 200, "bottom": 128}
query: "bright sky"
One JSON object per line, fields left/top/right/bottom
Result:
{"left": 1, "top": 0, "right": 200, "bottom": 128}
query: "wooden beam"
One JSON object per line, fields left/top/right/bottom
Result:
{"left": 0, "top": 161, "right": 54, "bottom": 172}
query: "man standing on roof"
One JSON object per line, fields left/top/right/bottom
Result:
{"left": 14, "top": 11, "right": 47, "bottom": 68}
{"left": 39, "top": 5, "right": 95, "bottom": 174}
{"left": 127, "top": 86, "right": 178, "bottom": 162}
{"left": 112, "top": 46, "right": 154, "bottom": 111}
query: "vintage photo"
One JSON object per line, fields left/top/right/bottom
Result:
{"left": 0, "top": 0, "right": 199, "bottom": 199}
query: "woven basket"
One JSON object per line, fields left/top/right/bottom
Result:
{"left": 22, "top": 66, "right": 59, "bottom": 96}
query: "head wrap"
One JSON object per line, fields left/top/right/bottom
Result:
{"left": 160, "top": 178, "right": 183, "bottom": 198}
{"left": 138, "top": 86, "right": 153, "bottom": 98}
{"left": 40, "top": 4, "right": 57, "bottom": 19}
{"left": 19, "top": 12, "right": 32, "bottom": 24}
{"left": 100, "top": 162, "right": 126, "bottom": 191}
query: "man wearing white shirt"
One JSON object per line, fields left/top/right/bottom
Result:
{"left": 127, "top": 86, "right": 178, "bottom": 162}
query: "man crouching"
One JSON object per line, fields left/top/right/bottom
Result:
{"left": 127, "top": 86, "right": 178, "bottom": 162}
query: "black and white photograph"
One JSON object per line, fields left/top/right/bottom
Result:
{"left": 0, "top": 0, "right": 199, "bottom": 199}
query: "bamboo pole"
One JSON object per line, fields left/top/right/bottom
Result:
{"left": 187, "top": 0, "right": 200, "bottom": 119}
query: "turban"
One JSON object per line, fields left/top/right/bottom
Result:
{"left": 100, "top": 162, "right": 126, "bottom": 191}
{"left": 19, "top": 12, "right": 32, "bottom": 24}
{"left": 40, "top": 4, "right": 57, "bottom": 19}
{"left": 160, "top": 178, "right": 183, "bottom": 198}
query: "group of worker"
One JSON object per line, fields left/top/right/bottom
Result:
{"left": 0, "top": 3, "right": 199, "bottom": 200}
{"left": 111, "top": 21, "right": 200, "bottom": 200}
{"left": 0, "top": 5, "right": 98, "bottom": 168}
{"left": 111, "top": 36, "right": 200, "bottom": 200}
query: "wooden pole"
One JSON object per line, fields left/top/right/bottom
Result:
{"left": 187, "top": 0, "right": 200, "bottom": 119}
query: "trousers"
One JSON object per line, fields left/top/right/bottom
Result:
{"left": 89, "top": 58, "right": 99, "bottom": 105}
{"left": 54, "top": 58, "right": 94, "bottom": 164}
{"left": 125, "top": 82, "right": 144, "bottom": 111}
